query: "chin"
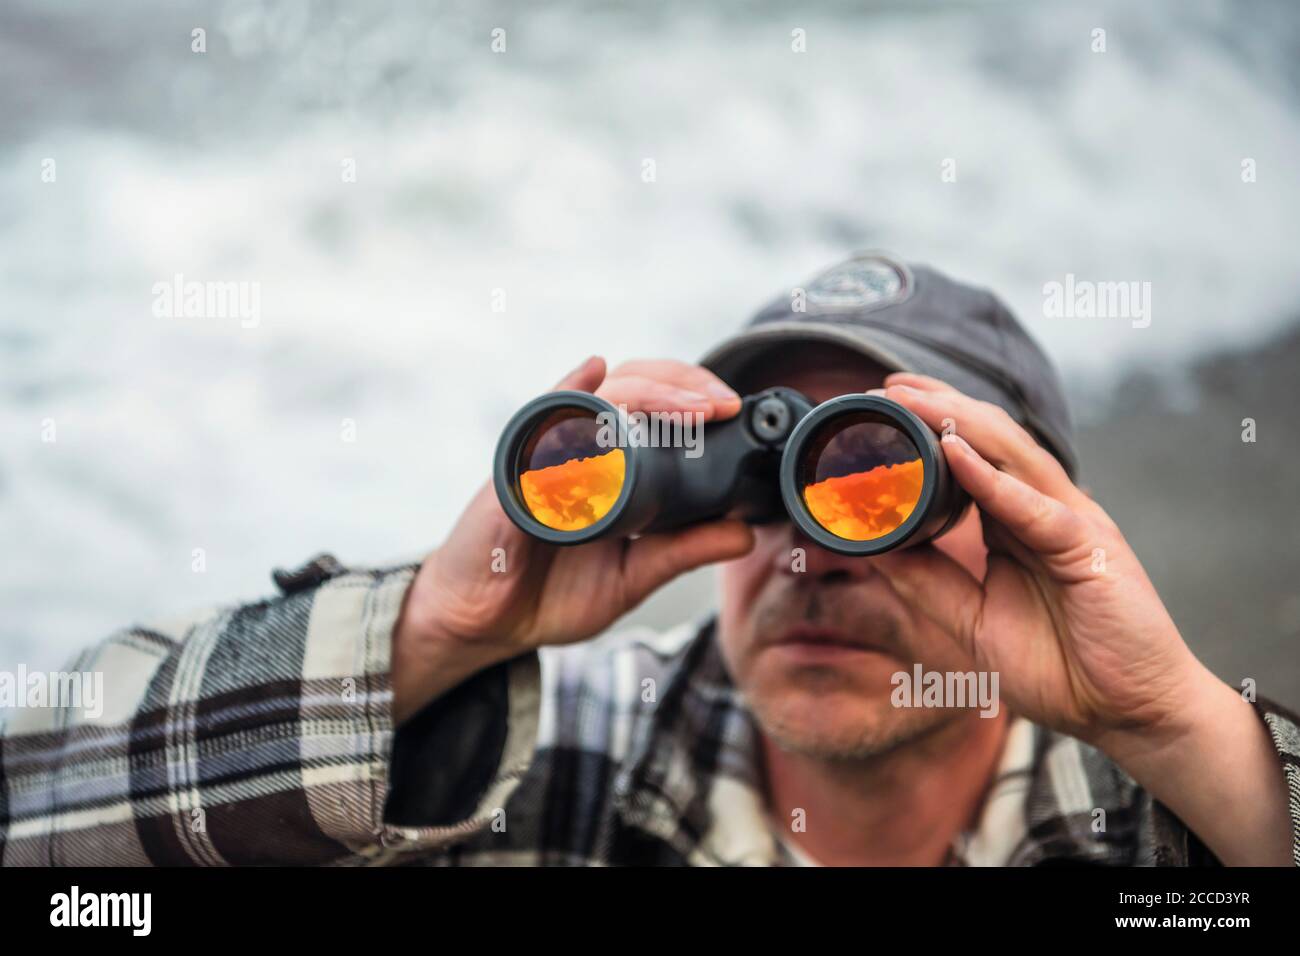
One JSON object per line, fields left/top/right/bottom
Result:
{"left": 745, "top": 675, "right": 889, "bottom": 758}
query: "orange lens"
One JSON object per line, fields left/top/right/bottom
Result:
{"left": 798, "top": 415, "right": 924, "bottom": 541}
{"left": 517, "top": 408, "right": 625, "bottom": 532}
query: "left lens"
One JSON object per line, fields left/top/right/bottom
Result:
{"left": 495, "top": 391, "right": 643, "bottom": 545}
{"left": 496, "top": 387, "right": 818, "bottom": 546}
{"left": 517, "top": 408, "right": 625, "bottom": 532}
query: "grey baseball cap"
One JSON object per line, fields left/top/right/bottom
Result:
{"left": 700, "top": 253, "right": 1079, "bottom": 478}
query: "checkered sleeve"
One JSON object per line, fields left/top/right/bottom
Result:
{"left": 1255, "top": 698, "right": 1300, "bottom": 866}
{"left": 0, "top": 561, "right": 540, "bottom": 866}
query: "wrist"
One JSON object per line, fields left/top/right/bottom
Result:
{"left": 390, "top": 557, "right": 514, "bottom": 725}
{"left": 1091, "top": 660, "right": 1225, "bottom": 772}
{"left": 1094, "top": 664, "right": 1293, "bottom": 866}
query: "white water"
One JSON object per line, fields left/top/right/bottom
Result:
{"left": 3, "top": 0, "right": 1299, "bottom": 671}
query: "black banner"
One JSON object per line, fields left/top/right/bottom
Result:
{"left": 1, "top": 865, "right": 1291, "bottom": 941}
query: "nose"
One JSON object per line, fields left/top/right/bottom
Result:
{"left": 774, "top": 522, "right": 877, "bottom": 584}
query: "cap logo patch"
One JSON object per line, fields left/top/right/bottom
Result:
{"left": 805, "top": 257, "right": 909, "bottom": 313}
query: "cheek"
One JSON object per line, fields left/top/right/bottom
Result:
{"left": 719, "top": 552, "right": 767, "bottom": 619}
{"left": 719, "top": 527, "right": 783, "bottom": 623}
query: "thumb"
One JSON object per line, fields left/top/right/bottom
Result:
{"left": 621, "top": 520, "right": 755, "bottom": 609}
{"left": 553, "top": 355, "right": 607, "bottom": 393}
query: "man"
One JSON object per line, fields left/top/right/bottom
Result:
{"left": 3, "top": 255, "right": 1297, "bottom": 866}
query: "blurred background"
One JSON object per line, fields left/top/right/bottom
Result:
{"left": 2, "top": 0, "right": 1297, "bottom": 702}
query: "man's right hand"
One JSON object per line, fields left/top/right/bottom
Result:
{"left": 390, "top": 355, "right": 755, "bottom": 723}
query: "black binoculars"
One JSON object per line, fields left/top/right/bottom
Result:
{"left": 493, "top": 386, "right": 970, "bottom": 556}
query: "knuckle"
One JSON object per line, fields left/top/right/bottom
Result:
{"left": 1026, "top": 495, "right": 1057, "bottom": 530}
{"left": 981, "top": 471, "right": 1017, "bottom": 515}
{"left": 1025, "top": 442, "right": 1066, "bottom": 478}
{"left": 1015, "top": 486, "right": 1066, "bottom": 536}
{"left": 985, "top": 402, "right": 1019, "bottom": 431}
{"left": 608, "top": 360, "right": 645, "bottom": 379}
{"left": 987, "top": 463, "right": 1014, "bottom": 499}
{"left": 979, "top": 401, "right": 1028, "bottom": 441}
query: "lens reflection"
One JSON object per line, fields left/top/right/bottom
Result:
{"left": 799, "top": 415, "right": 923, "bottom": 541}
{"left": 518, "top": 408, "right": 625, "bottom": 531}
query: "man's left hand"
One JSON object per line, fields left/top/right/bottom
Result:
{"left": 872, "top": 372, "right": 1293, "bottom": 866}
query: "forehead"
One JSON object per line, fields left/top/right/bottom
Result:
{"left": 733, "top": 342, "right": 892, "bottom": 403}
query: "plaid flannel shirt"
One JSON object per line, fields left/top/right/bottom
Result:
{"left": 3, "top": 555, "right": 1299, "bottom": 866}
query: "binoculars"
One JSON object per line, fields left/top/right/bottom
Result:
{"left": 493, "top": 387, "right": 970, "bottom": 556}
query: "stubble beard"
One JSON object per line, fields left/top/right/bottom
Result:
{"left": 730, "top": 580, "right": 955, "bottom": 761}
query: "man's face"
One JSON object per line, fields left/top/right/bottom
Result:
{"left": 717, "top": 344, "right": 988, "bottom": 760}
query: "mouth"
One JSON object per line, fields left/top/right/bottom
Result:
{"left": 767, "top": 624, "right": 898, "bottom": 664}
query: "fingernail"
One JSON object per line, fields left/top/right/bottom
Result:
{"left": 865, "top": 387, "right": 886, "bottom": 397}
{"left": 890, "top": 384, "right": 918, "bottom": 396}
{"left": 941, "top": 432, "right": 967, "bottom": 448}
{"left": 679, "top": 389, "right": 712, "bottom": 404}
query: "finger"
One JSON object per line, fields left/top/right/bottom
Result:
{"left": 882, "top": 371, "right": 961, "bottom": 394}
{"left": 872, "top": 544, "right": 986, "bottom": 660}
{"left": 609, "top": 359, "right": 742, "bottom": 418}
{"left": 620, "top": 519, "right": 755, "bottom": 608}
{"left": 597, "top": 374, "right": 719, "bottom": 419}
{"left": 553, "top": 355, "right": 607, "bottom": 393}
{"left": 942, "top": 433, "right": 1088, "bottom": 559}
{"left": 884, "top": 382, "right": 1081, "bottom": 505}
{"left": 981, "top": 514, "right": 1043, "bottom": 570}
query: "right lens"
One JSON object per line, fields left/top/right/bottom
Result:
{"left": 516, "top": 408, "right": 625, "bottom": 532}
{"left": 781, "top": 394, "right": 965, "bottom": 556}
{"left": 797, "top": 414, "right": 924, "bottom": 541}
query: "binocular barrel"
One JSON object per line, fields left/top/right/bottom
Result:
{"left": 493, "top": 387, "right": 969, "bottom": 555}
{"left": 493, "top": 387, "right": 813, "bottom": 544}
